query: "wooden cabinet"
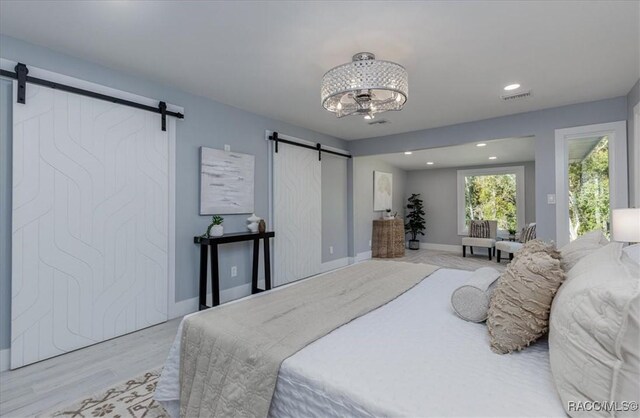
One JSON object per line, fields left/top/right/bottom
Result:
{"left": 372, "top": 218, "right": 405, "bottom": 258}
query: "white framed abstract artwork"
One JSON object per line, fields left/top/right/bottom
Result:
{"left": 373, "top": 171, "right": 393, "bottom": 211}
{"left": 200, "top": 147, "right": 255, "bottom": 214}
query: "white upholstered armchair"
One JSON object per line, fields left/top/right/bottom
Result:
{"left": 495, "top": 223, "right": 536, "bottom": 262}
{"left": 461, "top": 220, "right": 498, "bottom": 260}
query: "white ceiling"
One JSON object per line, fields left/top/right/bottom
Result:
{"left": 371, "top": 136, "right": 536, "bottom": 170}
{"left": 1, "top": 1, "right": 638, "bottom": 141}
{"left": 568, "top": 136, "right": 603, "bottom": 162}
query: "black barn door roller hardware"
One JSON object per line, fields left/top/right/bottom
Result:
{"left": 0, "top": 63, "right": 184, "bottom": 131}
{"left": 15, "top": 63, "right": 28, "bottom": 104}
{"left": 268, "top": 132, "right": 351, "bottom": 159}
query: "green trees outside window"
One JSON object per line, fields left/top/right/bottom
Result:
{"left": 464, "top": 174, "right": 517, "bottom": 231}
{"left": 568, "top": 136, "right": 610, "bottom": 240}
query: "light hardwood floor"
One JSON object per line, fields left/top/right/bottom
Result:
{"left": 397, "top": 248, "right": 507, "bottom": 271}
{"left": 0, "top": 318, "right": 181, "bottom": 418}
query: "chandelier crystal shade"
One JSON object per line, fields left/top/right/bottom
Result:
{"left": 321, "top": 52, "right": 408, "bottom": 119}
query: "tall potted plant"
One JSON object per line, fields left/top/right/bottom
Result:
{"left": 405, "top": 193, "right": 425, "bottom": 250}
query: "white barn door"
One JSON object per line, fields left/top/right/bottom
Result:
{"left": 11, "top": 78, "right": 171, "bottom": 368}
{"left": 273, "top": 143, "right": 321, "bottom": 286}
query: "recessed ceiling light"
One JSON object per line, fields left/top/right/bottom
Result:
{"left": 476, "top": 143, "right": 487, "bottom": 147}
{"left": 426, "top": 161, "right": 434, "bottom": 165}
{"left": 364, "top": 114, "right": 374, "bottom": 120}
{"left": 489, "top": 156, "right": 497, "bottom": 160}
{"left": 504, "top": 83, "right": 520, "bottom": 91}
{"left": 404, "top": 151, "right": 412, "bottom": 155}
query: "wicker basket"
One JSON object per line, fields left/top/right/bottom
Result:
{"left": 372, "top": 218, "right": 405, "bottom": 258}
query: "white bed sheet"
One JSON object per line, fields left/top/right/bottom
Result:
{"left": 155, "top": 268, "right": 565, "bottom": 417}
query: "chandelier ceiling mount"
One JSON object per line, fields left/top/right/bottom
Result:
{"left": 321, "top": 52, "right": 408, "bottom": 120}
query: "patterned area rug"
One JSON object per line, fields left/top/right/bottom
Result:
{"left": 45, "top": 369, "right": 167, "bottom": 418}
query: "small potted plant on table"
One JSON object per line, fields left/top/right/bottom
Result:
{"left": 206, "top": 215, "right": 224, "bottom": 237}
{"left": 508, "top": 227, "right": 517, "bottom": 241}
{"left": 405, "top": 194, "right": 425, "bottom": 250}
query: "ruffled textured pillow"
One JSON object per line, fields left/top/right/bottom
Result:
{"left": 486, "top": 240, "right": 566, "bottom": 354}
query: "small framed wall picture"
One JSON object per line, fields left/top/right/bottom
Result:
{"left": 373, "top": 171, "right": 393, "bottom": 211}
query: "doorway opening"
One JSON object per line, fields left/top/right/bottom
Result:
{"left": 555, "top": 122, "right": 627, "bottom": 247}
{"left": 567, "top": 135, "right": 610, "bottom": 240}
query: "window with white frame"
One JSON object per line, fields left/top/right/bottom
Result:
{"left": 457, "top": 166, "right": 525, "bottom": 235}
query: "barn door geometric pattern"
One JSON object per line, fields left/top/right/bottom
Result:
{"left": 11, "top": 82, "right": 169, "bottom": 368}
{"left": 273, "top": 143, "right": 322, "bottom": 287}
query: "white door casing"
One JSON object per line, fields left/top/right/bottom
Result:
{"left": 554, "top": 121, "right": 628, "bottom": 247}
{"left": 10, "top": 70, "right": 176, "bottom": 368}
{"left": 273, "top": 142, "right": 322, "bottom": 286}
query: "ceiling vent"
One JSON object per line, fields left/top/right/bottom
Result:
{"left": 368, "top": 119, "right": 390, "bottom": 125}
{"left": 501, "top": 90, "right": 532, "bottom": 101}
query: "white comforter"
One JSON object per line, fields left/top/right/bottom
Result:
{"left": 156, "top": 268, "right": 565, "bottom": 417}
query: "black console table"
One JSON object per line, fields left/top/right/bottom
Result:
{"left": 194, "top": 231, "right": 275, "bottom": 310}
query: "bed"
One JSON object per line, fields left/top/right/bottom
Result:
{"left": 155, "top": 265, "right": 565, "bottom": 417}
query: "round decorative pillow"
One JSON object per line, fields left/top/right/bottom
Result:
{"left": 451, "top": 285, "right": 492, "bottom": 322}
{"left": 451, "top": 267, "right": 501, "bottom": 322}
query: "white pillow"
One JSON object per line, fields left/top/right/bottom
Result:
{"left": 549, "top": 243, "right": 640, "bottom": 417}
{"left": 623, "top": 244, "right": 640, "bottom": 265}
{"left": 559, "top": 230, "right": 608, "bottom": 272}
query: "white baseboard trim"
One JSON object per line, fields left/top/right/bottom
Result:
{"left": 170, "top": 297, "right": 197, "bottom": 319}
{"left": 169, "top": 283, "right": 253, "bottom": 319}
{"left": 355, "top": 251, "right": 372, "bottom": 262}
{"left": 166, "top": 247, "right": 409, "bottom": 321}
{"left": 168, "top": 257, "right": 356, "bottom": 320}
{"left": 169, "top": 258, "right": 351, "bottom": 320}
{"left": 320, "top": 257, "right": 350, "bottom": 273}
{"left": 417, "top": 242, "right": 461, "bottom": 253}
{"left": 0, "top": 348, "right": 9, "bottom": 372}
{"left": 1, "top": 254, "right": 389, "bottom": 371}
{"left": 220, "top": 283, "right": 253, "bottom": 304}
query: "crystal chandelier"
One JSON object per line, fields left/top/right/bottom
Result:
{"left": 321, "top": 52, "right": 408, "bottom": 119}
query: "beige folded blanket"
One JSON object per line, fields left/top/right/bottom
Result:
{"left": 179, "top": 260, "right": 439, "bottom": 418}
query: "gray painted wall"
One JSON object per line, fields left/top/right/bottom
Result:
{"left": 349, "top": 97, "right": 628, "bottom": 243}
{"left": 352, "top": 156, "right": 407, "bottom": 255}
{"left": 405, "top": 162, "right": 535, "bottom": 246}
{"left": 0, "top": 34, "right": 634, "bottom": 354}
{"left": 347, "top": 158, "right": 355, "bottom": 258}
{"left": 627, "top": 79, "right": 640, "bottom": 206}
{"left": 321, "top": 154, "right": 349, "bottom": 262}
{"left": 0, "top": 35, "right": 348, "bottom": 350}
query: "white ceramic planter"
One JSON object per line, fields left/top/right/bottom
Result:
{"left": 210, "top": 225, "right": 224, "bottom": 237}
